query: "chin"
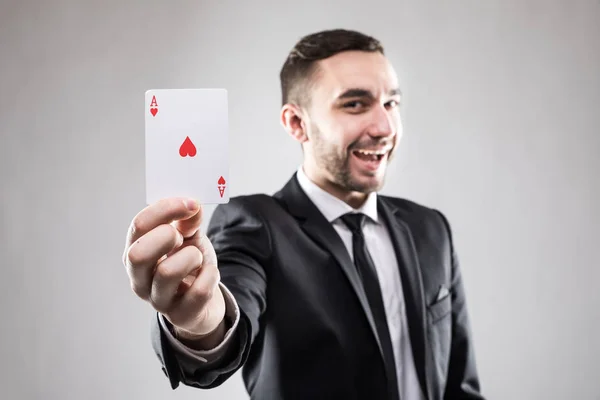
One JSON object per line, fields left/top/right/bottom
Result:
{"left": 349, "top": 173, "right": 386, "bottom": 193}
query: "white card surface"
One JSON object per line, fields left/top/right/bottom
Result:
{"left": 144, "top": 88, "right": 229, "bottom": 205}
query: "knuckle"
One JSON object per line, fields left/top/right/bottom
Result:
{"left": 166, "top": 224, "right": 182, "bottom": 245}
{"left": 130, "top": 216, "right": 145, "bottom": 238}
{"left": 190, "top": 282, "right": 215, "bottom": 304}
{"left": 125, "top": 246, "right": 144, "bottom": 268}
{"left": 154, "top": 224, "right": 180, "bottom": 251}
{"left": 148, "top": 282, "right": 176, "bottom": 315}
{"left": 182, "top": 245, "right": 203, "bottom": 266}
{"left": 154, "top": 261, "right": 181, "bottom": 282}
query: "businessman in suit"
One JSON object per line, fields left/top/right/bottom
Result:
{"left": 123, "top": 29, "right": 485, "bottom": 399}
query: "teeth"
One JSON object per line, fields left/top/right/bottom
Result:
{"left": 356, "top": 149, "right": 387, "bottom": 156}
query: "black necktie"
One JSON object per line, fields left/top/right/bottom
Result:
{"left": 340, "top": 213, "right": 399, "bottom": 399}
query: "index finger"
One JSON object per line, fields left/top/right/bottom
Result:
{"left": 125, "top": 197, "right": 201, "bottom": 248}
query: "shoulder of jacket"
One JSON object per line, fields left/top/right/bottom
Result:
{"left": 380, "top": 194, "right": 437, "bottom": 214}
{"left": 380, "top": 194, "right": 451, "bottom": 230}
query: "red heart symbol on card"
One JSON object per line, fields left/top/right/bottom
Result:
{"left": 150, "top": 107, "right": 158, "bottom": 116}
{"left": 179, "top": 136, "right": 197, "bottom": 157}
{"left": 218, "top": 176, "right": 226, "bottom": 197}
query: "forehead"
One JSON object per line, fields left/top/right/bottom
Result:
{"left": 312, "top": 51, "right": 399, "bottom": 100}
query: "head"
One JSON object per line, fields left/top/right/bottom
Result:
{"left": 279, "top": 29, "right": 402, "bottom": 206}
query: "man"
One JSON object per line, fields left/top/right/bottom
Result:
{"left": 123, "top": 29, "right": 485, "bottom": 400}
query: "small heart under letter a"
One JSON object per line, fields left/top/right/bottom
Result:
{"left": 149, "top": 95, "right": 159, "bottom": 116}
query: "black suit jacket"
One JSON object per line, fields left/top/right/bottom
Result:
{"left": 152, "top": 174, "right": 485, "bottom": 400}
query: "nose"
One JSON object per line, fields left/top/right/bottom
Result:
{"left": 366, "top": 104, "right": 396, "bottom": 139}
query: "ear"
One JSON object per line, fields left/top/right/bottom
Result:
{"left": 280, "top": 103, "right": 309, "bottom": 144}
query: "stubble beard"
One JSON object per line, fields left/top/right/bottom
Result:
{"left": 310, "top": 125, "right": 393, "bottom": 194}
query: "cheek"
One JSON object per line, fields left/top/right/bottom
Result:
{"left": 313, "top": 112, "right": 368, "bottom": 152}
{"left": 392, "top": 112, "right": 403, "bottom": 132}
{"left": 337, "top": 117, "right": 368, "bottom": 146}
{"left": 314, "top": 119, "right": 349, "bottom": 150}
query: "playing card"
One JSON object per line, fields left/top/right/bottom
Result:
{"left": 144, "top": 88, "right": 229, "bottom": 205}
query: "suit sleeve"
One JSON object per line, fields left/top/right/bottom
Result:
{"left": 151, "top": 198, "right": 271, "bottom": 390}
{"left": 436, "top": 211, "right": 486, "bottom": 400}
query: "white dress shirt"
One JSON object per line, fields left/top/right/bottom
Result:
{"left": 160, "top": 167, "right": 425, "bottom": 399}
{"left": 296, "top": 167, "right": 425, "bottom": 400}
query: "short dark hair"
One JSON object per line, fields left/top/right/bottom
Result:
{"left": 279, "top": 29, "right": 385, "bottom": 107}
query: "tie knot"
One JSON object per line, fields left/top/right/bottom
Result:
{"left": 340, "top": 212, "right": 366, "bottom": 234}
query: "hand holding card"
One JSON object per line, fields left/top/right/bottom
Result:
{"left": 144, "top": 89, "right": 230, "bottom": 205}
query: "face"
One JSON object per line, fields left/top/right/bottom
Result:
{"left": 285, "top": 51, "right": 402, "bottom": 198}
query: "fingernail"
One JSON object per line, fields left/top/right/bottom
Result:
{"left": 184, "top": 199, "right": 198, "bottom": 210}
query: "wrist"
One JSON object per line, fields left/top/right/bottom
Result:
{"left": 174, "top": 317, "right": 224, "bottom": 340}
{"left": 174, "top": 316, "right": 229, "bottom": 350}
{"left": 171, "top": 289, "right": 229, "bottom": 350}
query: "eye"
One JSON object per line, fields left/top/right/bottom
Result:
{"left": 385, "top": 99, "right": 400, "bottom": 109}
{"left": 343, "top": 101, "right": 365, "bottom": 110}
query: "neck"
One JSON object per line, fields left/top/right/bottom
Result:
{"left": 302, "top": 163, "right": 370, "bottom": 210}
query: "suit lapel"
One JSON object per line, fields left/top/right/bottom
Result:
{"left": 378, "top": 197, "right": 431, "bottom": 399}
{"left": 275, "top": 176, "right": 386, "bottom": 361}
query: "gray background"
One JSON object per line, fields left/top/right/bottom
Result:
{"left": 1, "top": 1, "right": 598, "bottom": 399}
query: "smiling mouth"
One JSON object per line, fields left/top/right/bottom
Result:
{"left": 351, "top": 148, "right": 390, "bottom": 162}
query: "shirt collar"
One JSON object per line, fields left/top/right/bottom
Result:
{"left": 296, "top": 166, "right": 379, "bottom": 224}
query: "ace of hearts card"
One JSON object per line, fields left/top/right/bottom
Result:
{"left": 144, "top": 88, "right": 230, "bottom": 205}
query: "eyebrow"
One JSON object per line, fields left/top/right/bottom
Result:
{"left": 336, "top": 87, "right": 402, "bottom": 100}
